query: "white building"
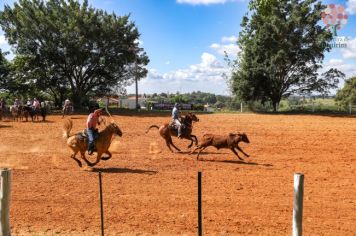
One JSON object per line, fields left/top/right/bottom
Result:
{"left": 119, "top": 96, "right": 147, "bottom": 109}
{"left": 204, "top": 103, "right": 214, "bottom": 112}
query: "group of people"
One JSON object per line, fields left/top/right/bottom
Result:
{"left": 0, "top": 97, "right": 41, "bottom": 111}
{"left": 14, "top": 98, "right": 41, "bottom": 110}
{"left": 4, "top": 96, "right": 183, "bottom": 157}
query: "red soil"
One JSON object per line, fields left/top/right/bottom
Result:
{"left": 0, "top": 113, "right": 355, "bottom": 235}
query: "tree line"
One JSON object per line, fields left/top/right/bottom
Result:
{"left": 133, "top": 91, "right": 242, "bottom": 110}
{"left": 0, "top": 0, "right": 354, "bottom": 112}
{"left": 0, "top": 0, "right": 148, "bottom": 109}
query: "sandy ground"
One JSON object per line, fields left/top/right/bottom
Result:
{"left": 0, "top": 113, "right": 355, "bottom": 235}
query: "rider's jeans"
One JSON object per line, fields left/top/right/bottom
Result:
{"left": 87, "top": 128, "right": 96, "bottom": 152}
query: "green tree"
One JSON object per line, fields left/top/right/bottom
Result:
{"left": 0, "top": 49, "right": 10, "bottom": 92}
{"left": 335, "top": 77, "right": 356, "bottom": 108}
{"left": 231, "top": 0, "right": 342, "bottom": 112}
{"left": 0, "top": 0, "right": 149, "bottom": 108}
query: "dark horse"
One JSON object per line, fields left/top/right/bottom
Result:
{"left": 146, "top": 112, "right": 199, "bottom": 152}
{"left": 22, "top": 106, "right": 46, "bottom": 122}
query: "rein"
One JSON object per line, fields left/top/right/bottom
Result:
{"left": 182, "top": 116, "right": 193, "bottom": 129}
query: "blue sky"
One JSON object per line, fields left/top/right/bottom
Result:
{"left": 1, "top": 0, "right": 356, "bottom": 95}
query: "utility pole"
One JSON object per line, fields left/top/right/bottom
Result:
{"left": 135, "top": 61, "right": 139, "bottom": 110}
{"left": 134, "top": 50, "right": 139, "bottom": 111}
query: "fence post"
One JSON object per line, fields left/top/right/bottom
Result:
{"left": 99, "top": 172, "right": 104, "bottom": 236}
{"left": 0, "top": 168, "right": 11, "bottom": 236}
{"left": 240, "top": 102, "right": 243, "bottom": 113}
{"left": 349, "top": 102, "right": 352, "bottom": 115}
{"left": 198, "top": 172, "right": 202, "bottom": 236}
{"left": 292, "top": 173, "right": 304, "bottom": 236}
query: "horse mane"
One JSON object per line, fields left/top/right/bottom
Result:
{"left": 100, "top": 122, "right": 117, "bottom": 135}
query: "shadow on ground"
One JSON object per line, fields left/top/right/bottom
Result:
{"left": 202, "top": 159, "right": 273, "bottom": 167}
{"left": 92, "top": 167, "right": 158, "bottom": 175}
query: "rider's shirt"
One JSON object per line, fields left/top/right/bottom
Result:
{"left": 14, "top": 101, "right": 21, "bottom": 107}
{"left": 33, "top": 100, "right": 40, "bottom": 109}
{"left": 87, "top": 110, "right": 101, "bottom": 129}
{"left": 64, "top": 99, "right": 71, "bottom": 106}
{"left": 172, "top": 107, "right": 180, "bottom": 120}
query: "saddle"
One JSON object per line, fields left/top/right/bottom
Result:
{"left": 76, "top": 129, "right": 99, "bottom": 152}
{"left": 75, "top": 130, "right": 88, "bottom": 141}
{"left": 169, "top": 121, "right": 186, "bottom": 134}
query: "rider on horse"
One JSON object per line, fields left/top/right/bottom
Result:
{"left": 172, "top": 103, "right": 183, "bottom": 138}
{"left": 86, "top": 108, "right": 104, "bottom": 155}
{"left": 13, "top": 98, "right": 21, "bottom": 108}
{"left": 26, "top": 98, "right": 33, "bottom": 107}
{"left": 64, "top": 98, "right": 71, "bottom": 109}
{"left": 32, "top": 98, "right": 41, "bottom": 110}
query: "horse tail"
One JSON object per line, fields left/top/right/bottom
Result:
{"left": 62, "top": 119, "right": 73, "bottom": 139}
{"left": 146, "top": 125, "right": 160, "bottom": 133}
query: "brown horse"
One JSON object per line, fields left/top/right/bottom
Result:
{"left": 63, "top": 119, "right": 123, "bottom": 167}
{"left": 146, "top": 112, "right": 199, "bottom": 152}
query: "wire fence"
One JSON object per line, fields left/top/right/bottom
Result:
{"left": 3, "top": 169, "right": 356, "bottom": 235}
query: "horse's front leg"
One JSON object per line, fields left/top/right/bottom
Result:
{"left": 190, "top": 135, "right": 198, "bottom": 146}
{"left": 71, "top": 151, "right": 82, "bottom": 167}
{"left": 187, "top": 136, "right": 194, "bottom": 149}
{"left": 101, "top": 150, "right": 112, "bottom": 161}
{"left": 235, "top": 145, "right": 249, "bottom": 157}
{"left": 230, "top": 148, "right": 244, "bottom": 161}
{"left": 86, "top": 152, "right": 103, "bottom": 167}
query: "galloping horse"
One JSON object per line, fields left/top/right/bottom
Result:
{"left": 146, "top": 112, "right": 199, "bottom": 152}
{"left": 63, "top": 119, "right": 123, "bottom": 167}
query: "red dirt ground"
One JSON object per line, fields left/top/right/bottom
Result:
{"left": 0, "top": 113, "right": 355, "bottom": 235}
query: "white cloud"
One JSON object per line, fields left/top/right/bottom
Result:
{"left": 322, "top": 59, "right": 356, "bottom": 79}
{"left": 210, "top": 43, "right": 240, "bottom": 56}
{"left": 346, "top": 0, "right": 356, "bottom": 14}
{"left": 0, "top": 35, "right": 7, "bottom": 45}
{"left": 221, "top": 36, "right": 238, "bottom": 43}
{"left": 165, "top": 61, "right": 170, "bottom": 65}
{"left": 127, "top": 52, "right": 231, "bottom": 94}
{"left": 340, "top": 37, "right": 356, "bottom": 59}
{"left": 176, "top": 0, "right": 234, "bottom": 5}
{"left": 210, "top": 35, "right": 240, "bottom": 56}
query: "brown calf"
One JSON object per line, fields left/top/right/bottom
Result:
{"left": 190, "top": 133, "right": 250, "bottom": 160}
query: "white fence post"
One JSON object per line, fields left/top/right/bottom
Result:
{"left": 240, "top": 102, "right": 243, "bottom": 113}
{"left": 349, "top": 102, "right": 352, "bottom": 115}
{"left": 0, "top": 168, "right": 11, "bottom": 236}
{"left": 293, "top": 173, "right": 304, "bottom": 236}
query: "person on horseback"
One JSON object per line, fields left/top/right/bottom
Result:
{"left": 86, "top": 108, "right": 104, "bottom": 155}
{"left": 32, "top": 98, "right": 41, "bottom": 110}
{"left": 63, "top": 98, "right": 73, "bottom": 113}
{"left": 0, "top": 98, "right": 6, "bottom": 109}
{"left": 26, "top": 98, "right": 33, "bottom": 107}
{"left": 13, "top": 98, "right": 21, "bottom": 108}
{"left": 64, "top": 98, "right": 71, "bottom": 108}
{"left": 172, "top": 102, "right": 182, "bottom": 138}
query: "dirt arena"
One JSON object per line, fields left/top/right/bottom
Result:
{"left": 0, "top": 112, "right": 355, "bottom": 235}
